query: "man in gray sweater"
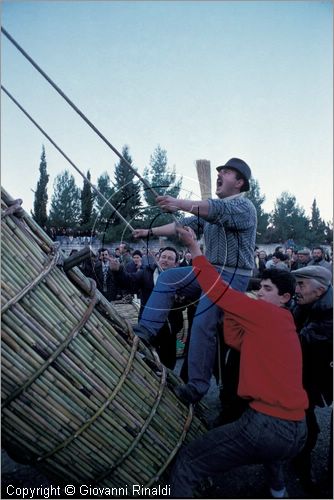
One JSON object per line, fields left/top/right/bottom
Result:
{"left": 133, "top": 158, "right": 257, "bottom": 403}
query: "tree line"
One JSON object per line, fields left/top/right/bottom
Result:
{"left": 32, "top": 144, "right": 182, "bottom": 243}
{"left": 32, "top": 145, "right": 332, "bottom": 247}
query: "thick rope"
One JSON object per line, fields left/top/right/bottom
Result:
{"left": 1, "top": 85, "right": 164, "bottom": 269}
{"left": 1, "top": 27, "right": 159, "bottom": 198}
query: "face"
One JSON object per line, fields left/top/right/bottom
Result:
{"left": 99, "top": 250, "right": 109, "bottom": 262}
{"left": 185, "top": 252, "right": 192, "bottom": 261}
{"left": 119, "top": 244, "right": 126, "bottom": 254}
{"left": 257, "top": 279, "right": 290, "bottom": 307}
{"left": 259, "top": 251, "right": 267, "bottom": 259}
{"left": 295, "top": 279, "right": 324, "bottom": 305}
{"left": 298, "top": 253, "right": 310, "bottom": 263}
{"left": 312, "top": 249, "right": 323, "bottom": 262}
{"left": 215, "top": 168, "right": 244, "bottom": 198}
{"left": 286, "top": 248, "right": 293, "bottom": 257}
{"left": 133, "top": 255, "right": 142, "bottom": 267}
{"left": 272, "top": 255, "right": 279, "bottom": 264}
{"left": 158, "top": 250, "right": 177, "bottom": 270}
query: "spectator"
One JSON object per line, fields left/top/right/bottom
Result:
{"left": 296, "top": 248, "right": 312, "bottom": 268}
{"left": 92, "top": 248, "right": 118, "bottom": 301}
{"left": 130, "top": 250, "right": 143, "bottom": 271}
{"left": 266, "top": 252, "right": 289, "bottom": 271}
{"left": 180, "top": 251, "right": 192, "bottom": 267}
{"left": 257, "top": 250, "right": 268, "bottom": 277}
{"left": 110, "top": 246, "right": 184, "bottom": 369}
{"left": 308, "top": 246, "right": 332, "bottom": 274}
{"left": 290, "top": 249, "right": 300, "bottom": 271}
{"left": 291, "top": 265, "right": 333, "bottom": 493}
{"left": 141, "top": 247, "right": 156, "bottom": 268}
{"left": 284, "top": 247, "right": 295, "bottom": 270}
{"left": 119, "top": 243, "right": 134, "bottom": 269}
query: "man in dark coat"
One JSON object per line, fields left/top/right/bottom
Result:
{"left": 92, "top": 248, "right": 119, "bottom": 301}
{"left": 291, "top": 265, "right": 333, "bottom": 492}
{"left": 110, "top": 247, "right": 184, "bottom": 369}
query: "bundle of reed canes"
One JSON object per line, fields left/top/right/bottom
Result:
{"left": 196, "top": 159, "right": 212, "bottom": 200}
{"left": 1, "top": 187, "right": 207, "bottom": 489}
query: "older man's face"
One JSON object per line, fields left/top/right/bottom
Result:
{"left": 297, "top": 253, "right": 310, "bottom": 264}
{"left": 295, "top": 279, "right": 324, "bottom": 305}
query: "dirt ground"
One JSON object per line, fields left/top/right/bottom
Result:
{"left": 2, "top": 361, "right": 333, "bottom": 500}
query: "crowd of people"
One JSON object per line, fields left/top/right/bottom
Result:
{"left": 253, "top": 245, "right": 332, "bottom": 276}
{"left": 43, "top": 226, "right": 99, "bottom": 246}
{"left": 70, "top": 157, "right": 331, "bottom": 498}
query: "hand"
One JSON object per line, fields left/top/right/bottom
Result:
{"left": 156, "top": 195, "right": 180, "bottom": 213}
{"left": 109, "top": 257, "right": 120, "bottom": 271}
{"left": 132, "top": 229, "right": 149, "bottom": 239}
{"left": 175, "top": 226, "right": 202, "bottom": 258}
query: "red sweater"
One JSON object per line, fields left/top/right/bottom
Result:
{"left": 193, "top": 256, "right": 308, "bottom": 421}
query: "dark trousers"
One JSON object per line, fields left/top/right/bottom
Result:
{"left": 170, "top": 408, "right": 307, "bottom": 497}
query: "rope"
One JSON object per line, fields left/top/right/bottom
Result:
{"left": 1, "top": 27, "right": 159, "bottom": 199}
{"left": 1, "top": 247, "right": 61, "bottom": 315}
{"left": 36, "top": 335, "right": 141, "bottom": 462}
{"left": 1, "top": 85, "right": 133, "bottom": 232}
{"left": 145, "top": 405, "right": 194, "bottom": 487}
{"left": 1, "top": 85, "right": 163, "bottom": 269}
{"left": 94, "top": 350, "right": 168, "bottom": 484}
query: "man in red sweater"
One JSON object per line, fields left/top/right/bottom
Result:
{"left": 170, "top": 227, "right": 308, "bottom": 498}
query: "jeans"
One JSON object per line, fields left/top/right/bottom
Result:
{"left": 138, "top": 266, "right": 249, "bottom": 395}
{"left": 170, "top": 408, "right": 307, "bottom": 497}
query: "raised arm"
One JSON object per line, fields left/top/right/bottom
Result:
{"left": 133, "top": 222, "right": 177, "bottom": 239}
{"left": 156, "top": 196, "right": 210, "bottom": 218}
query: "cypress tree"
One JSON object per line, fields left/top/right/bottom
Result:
{"left": 32, "top": 145, "right": 49, "bottom": 227}
{"left": 81, "top": 170, "right": 94, "bottom": 227}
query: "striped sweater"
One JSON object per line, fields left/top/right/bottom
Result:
{"left": 180, "top": 194, "right": 257, "bottom": 275}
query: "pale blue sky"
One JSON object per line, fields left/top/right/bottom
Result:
{"left": 1, "top": 1, "right": 333, "bottom": 222}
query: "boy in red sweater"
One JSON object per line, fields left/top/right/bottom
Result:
{"left": 170, "top": 227, "right": 308, "bottom": 498}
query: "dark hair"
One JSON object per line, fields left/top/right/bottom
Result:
{"left": 273, "top": 251, "right": 285, "bottom": 261}
{"left": 159, "top": 246, "right": 178, "bottom": 262}
{"left": 312, "top": 246, "right": 324, "bottom": 254}
{"left": 246, "top": 278, "right": 261, "bottom": 292}
{"left": 132, "top": 250, "right": 142, "bottom": 258}
{"left": 261, "top": 269, "right": 296, "bottom": 297}
{"left": 98, "top": 248, "right": 109, "bottom": 255}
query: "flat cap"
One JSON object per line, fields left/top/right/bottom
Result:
{"left": 297, "top": 247, "right": 311, "bottom": 255}
{"left": 291, "top": 265, "right": 332, "bottom": 287}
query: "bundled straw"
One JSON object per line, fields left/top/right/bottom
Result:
{"left": 196, "top": 160, "right": 212, "bottom": 200}
{"left": 1, "top": 187, "right": 207, "bottom": 489}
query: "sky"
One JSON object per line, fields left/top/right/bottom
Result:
{"left": 1, "top": 0, "right": 333, "bottom": 223}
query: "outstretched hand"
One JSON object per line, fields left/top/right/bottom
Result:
{"left": 156, "top": 195, "right": 179, "bottom": 213}
{"left": 175, "top": 226, "right": 202, "bottom": 258}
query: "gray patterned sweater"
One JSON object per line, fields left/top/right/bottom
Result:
{"left": 179, "top": 194, "right": 257, "bottom": 275}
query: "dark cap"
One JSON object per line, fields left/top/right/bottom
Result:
{"left": 291, "top": 265, "right": 332, "bottom": 287}
{"left": 216, "top": 158, "right": 251, "bottom": 191}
